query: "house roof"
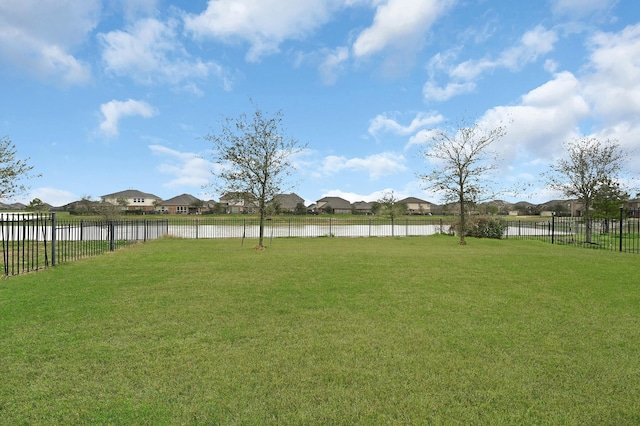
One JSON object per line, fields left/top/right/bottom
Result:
{"left": 273, "top": 193, "right": 304, "bottom": 209}
{"left": 162, "top": 193, "right": 201, "bottom": 206}
{"left": 219, "top": 192, "right": 255, "bottom": 201}
{"left": 316, "top": 196, "right": 351, "bottom": 209}
{"left": 102, "top": 189, "right": 161, "bottom": 200}
{"left": 352, "top": 201, "right": 374, "bottom": 209}
{"left": 398, "top": 197, "right": 430, "bottom": 204}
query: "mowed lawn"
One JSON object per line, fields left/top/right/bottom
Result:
{"left": 1, "top": 236, "right": 639, "bottom": 424}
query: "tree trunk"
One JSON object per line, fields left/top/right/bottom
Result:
{"left": 258, "top": 211, "right": 265, "bottom": 248}
{"left": 458, "top": 195, "right": 466, "bottom": 246}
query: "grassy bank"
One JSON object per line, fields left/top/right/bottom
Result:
{"left": 1, "top": 236, "right": 639, "bottom": 424}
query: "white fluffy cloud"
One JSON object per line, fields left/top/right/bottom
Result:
{"left": 368, "top": 112, "right": 444, "bottom": 139}
{"left": 98, "top": 99, "right": 158, "bottom": 137}
{"left": 583, "top": 24, "right": 640, "bottom": 125}
{"left": 184, "top": 0, "right": 339, "bottom": 62}
{"left": 481, "top": 71, "right": 589, "bottom": 162}
{"left": 582, "top": 23, "right": 640, "bottom": 172}
{"left": 149, "top": 145, "right": 213, "bottom": 188}
{"left": 352, "top": 0, "right": 453, "bottom": 58}
{"left": 0, "top": 0, "right": 99, "bottom": 85}
{"left": 424, "top": 26, "right": 558, "bottom": 102}
{"left": 100, "top": 18, "right": 228, "bottom": 90}
{"left": 422, "top": 81, "right": 477, "bottom": 102}
{"left": 321, "top": 152, "right": 407, "bottom": 179}
{"left": 19, "top": 187, "right": 77, "bottom": 207}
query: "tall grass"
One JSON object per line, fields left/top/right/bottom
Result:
{"left": 1, "top": 236, "right": 639, "bottom": 424}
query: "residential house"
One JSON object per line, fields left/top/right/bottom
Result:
{"left": 398, "top": 197, "right": 432, "bottom": 215}
{"left": 315, "top": 196, "right": 352, "bottom": 214}
{"left": 101, "top": 189, "right": 162, "bottom": 213}
{"left": 160, "top": 194, "right": 204, "bottom": 214}
{"left": 539, "top": 199, "right": 581, "bottom": 217}
{"left": 219, "top": 192, "right": 258, "bottom": 214}
{"left": 351, "top": 201, "right": 374, "bottom": 215}
{"left": 271, "top": 193, "right": 305, "bottom": 214}
{"left": 627, "top": 198, "right": 640, "bottom": 218}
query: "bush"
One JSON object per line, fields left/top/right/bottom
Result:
{"left": 467, "top": 217, "right": 507, "bottom": 239}
{"left": 449, "top": 217, "right": 507, "bottom": 239}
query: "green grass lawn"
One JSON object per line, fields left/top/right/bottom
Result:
{"left": 1, "top": 236, "right": 639, "bottom": 424}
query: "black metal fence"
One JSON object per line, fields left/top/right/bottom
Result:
{"left": 164, "top": 216, "right": 450, "bottom": 239}
{"left": 1, "top": 213, "right": 168, "bottom": 277}
{"left": 2, "top": 213, "right": 638, "bottom": 277}
{"left": 503, "top": 215, "right": 640, "bottom": 253}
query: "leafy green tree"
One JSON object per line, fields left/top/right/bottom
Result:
{"left": 294, "top": 202, "right": 307, "bottom": 215}
{"left": 205, "top": 103, "right": 306, "bottom": 248}
{"left": 0, "top": 136, "right": 39, "bottom": 201}
{"left": 26, "top": 198, "right": 47, "bottom": 213}
{"left": 550, "top": 202, "right": 569, "bottom": 217}
{"left": 210, "top": 202, "right": 226, "bottom": 215}
{"left": 592, "top": 178, "right": 629, "bottom": 219}
{"left": 544, "top": 137, "right": 626, "bottom": 243}
{"left": 190, "top": 199, "right": 204, "bottom": 214}
{"left": 95, "top": 202, "right": 123, "bottom": 221}
{"left": 376, "top": 192, "right": 407, "bottom": 236}
{"left": 74, "top": 195, "right": 96, "bottom": 216}
{"left": 485, "top": 204, "right": 499, "bottom": 216}
{"left": 419, "top": 119, "right": 507, "bottom": 245}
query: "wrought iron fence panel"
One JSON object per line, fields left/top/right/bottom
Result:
{"left": 3, "top": 213, "right": 639, "bottom": 277}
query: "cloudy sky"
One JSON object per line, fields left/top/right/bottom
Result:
{"left": 1, "top": 0, "right": 639, "bottom": 207}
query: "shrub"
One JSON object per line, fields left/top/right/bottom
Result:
{"left": 449, "top": 217, "right": 507, "bottom": 239}
{"left": 467, "top": 217, "right": 507, "bottom": 239}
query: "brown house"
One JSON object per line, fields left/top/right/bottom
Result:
{"left": 315, "top": 196, "right": 352, "bottom": 214}
{"left": 351, "top": 201, "right": 374, "bottom": 215}
{"left": 160, "top": 194, "right": 204, "bottom": 214}
{"left": 271, "top": 193, "right": 305, "bottom": 213}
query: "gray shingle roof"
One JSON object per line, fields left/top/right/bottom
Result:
{"left": 162, "top": 193, "right": 201, "bottom": 206}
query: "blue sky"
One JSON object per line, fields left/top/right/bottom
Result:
{"left": 1, "top": 0, "right": 639, "bottom": 207}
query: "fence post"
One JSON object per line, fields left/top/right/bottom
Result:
{"left": 619, "top": 207, "right": 624, "bottom": 252}
{"left": 196, "top": 218, "right": 199, "bottom": 239}
{"left": 551, "top": 214, "right": 555, "bottom": 244}
{"left": 110, "top": 220, "right": 115, "bottom": 251}
{"left": 51, "top": 212, "right": 57, "bottom": 266}
{"left": 329, "top": 218, "right": 332, "bottom": 237}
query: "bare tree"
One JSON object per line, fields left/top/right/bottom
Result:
{"left": 418, "top": 119, "right": 507, "bottom": 245}
{"left": 0, "top": 136, "right": 39, "bottom": 201}
{"left": 376, "top": 191, "right": 407, "bottom": 236}
{"left": 544, "top": 137, "right": 626, "bottom": 243}
{"left": 205, "top": 104, "right": 305, "bottom": 248}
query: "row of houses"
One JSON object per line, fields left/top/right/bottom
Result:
{"left": 49, "top": 189, "right": 640, "bottom": 217}
{"left": 93, "top": 190, "right": 435, "bottom": 215}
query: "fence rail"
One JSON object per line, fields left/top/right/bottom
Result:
{"left": 2, "top": 213, "right": 638, "bottom": 277}
{"left": 1, "top": 213, "right": 168, "bottom": 276}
